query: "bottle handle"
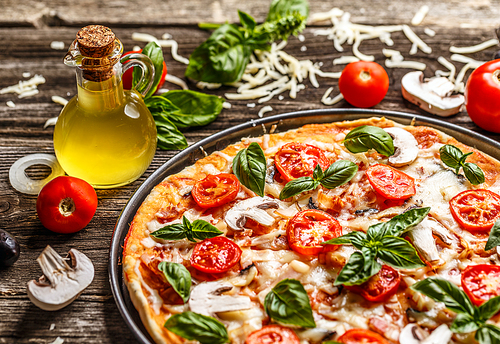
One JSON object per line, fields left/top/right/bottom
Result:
{"left": 120, "top": 53, "right": 155, "bottom": 97}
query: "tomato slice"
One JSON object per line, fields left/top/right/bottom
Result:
{"left": 274, "top": 142, "right": 330, "bottom": 182}
{"left": 190, "top": 237, "right": 242, "bottom": 273}
{"left": 245, "top": 325, "right": 300, "bottom": 344}
{"left": 345, "top": 265, "right": 400, "bottom": 302}
{"left": 191, "top": 173, "right": 240, "bottom": 208}
{"left": 337, "top": 329, "right": 390, "bottom": 344}
{"left": 462, "top": 264, "right": 500, "bottom": 306}
{"left": 449, "top": 189, "right": 500, "bottom": 232}
{"left": 366, "top": 164, "right": 416, "bottom": 200}
{"left": 287, "top": 209, "right": 342, "bottom": 255}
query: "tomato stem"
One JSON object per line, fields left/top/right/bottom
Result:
{"left": 494, "top": 70, "right": 500, "bottom": 86}
{"left": 59, "top": 197, "right": 76, "bottom": 217}
{"left": 360, "top": 70, "right": 371, "bottom": 81}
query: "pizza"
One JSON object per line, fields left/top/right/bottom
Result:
{"left": 122, "top": 117, "right": 500, "bottom": 344}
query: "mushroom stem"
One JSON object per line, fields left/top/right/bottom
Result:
{"left": 37, "top": 246, "right": 72, "bottom": 286}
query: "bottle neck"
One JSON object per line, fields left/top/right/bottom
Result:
{"left": 76, "top": 63, "right": 125, "bottom": 112}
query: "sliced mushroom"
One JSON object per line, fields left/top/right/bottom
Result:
{"left": 401, "top": 71, "right": 465, "bottom": 117}
{"left": 27, "top": 245, "right": 94, "bottom": 311}
{"left": 399, "top": 324, "right": 425, "bottom": 344}
{"left": 188, "top": 281, "right": 253, "bottom": 317}
{"left": 422, "top": 324, "right": 453, "bottom": 344}
{"left": 384, "top": 127, "right": 419, "bottom": 167}
{"left": 408, "top": 217, "right": 440, "bottom": 263}
{"left": 225, "top": 197, "right": 279, "bottom": 231}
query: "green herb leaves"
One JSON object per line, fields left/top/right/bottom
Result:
{"left": 326, "top": 208, "right": 429, "bottom": 286}
{"left": 232, "top": 142, "right": 267, "bottom": 197}
{"left": 485, "top": 220, "right": 500, "bottom": 251}
{"left": 279, "top": 160, "right": 358, "bottom": 199}
{"left": 132, "top": 41, "right": 165, "bottom": 99}
{"left": 412, "top": 277, "right": 500, "bottom": 343}
{"left": 150, "top": 216, "right": 223, "bottom": 242}
{"left": 264, "top": 279, "right": 316, "bottom": 328}
{"left": 164, "top": 311, "right": 229, "bottom": 344}
{"left": 439, "top": 145, "right": 485, "bottom": 185}
{"left": 158, "top": 261, "right": 191, "bottom": 303}
{"left": 342, "top": 125, "right": 395, "bottom": 157}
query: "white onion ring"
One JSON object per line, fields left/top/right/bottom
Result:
{"left": 9, "top": 154, "right": 65, "bottom": 195}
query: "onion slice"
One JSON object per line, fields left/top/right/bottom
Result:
{"left": 9, "top": 154, "right": 65, "bottom": 195}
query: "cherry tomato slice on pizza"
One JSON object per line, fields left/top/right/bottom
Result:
{"left": 245, "top": 325, "right": 300, "bottom": 344}
{"left": 366, "top": 164, "right": 416, "bottom": 200}
{"left": 449, "top": 189, "right": 500, "bottom": 232}
{"left": 190, "top": 237, "right": 242, "bottom": 273}
{"left": 337, "top": 329, "right": 390, "bottom": 344}
{"left": 345, "top": 265, "right": 401, "bottom": 302}
{"left": 192, "top": 173, "right": 240, "bottom": 208}
{"left": 287, "top": 209, "right": 342, "bottom": 255}
{"left": 274, "top": 142, "right": 330, "bottom": 182}
{"left": 462, "top": 264, "right": 500, "bottom": 306}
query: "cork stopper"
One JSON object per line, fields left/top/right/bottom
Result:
{"left": 77, "top": 25, "right": 116, "bottom": 58}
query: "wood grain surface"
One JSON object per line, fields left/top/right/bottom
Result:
{"left": 1, "top": 0, "right": 500, "bottom": 343}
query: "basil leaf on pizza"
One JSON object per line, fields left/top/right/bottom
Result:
{"left": 377, "top": 236, "right": 426, "bottom": 269}
{"left": 264, "top": 279, "right": 316, "bottom": 328}
{"left": 158, "top": 262, "right": 192, "bottom": 303}
{"left": 476, "top": 324, "right": 500, "bottom": 344}
{"left": 485, "top": 220, "right": 500, "bottom": 251}
{"left": 478, "top": 296, "right": 500, "bottom": 322}
{"left": 150, "top": 223, "right": 187, "bottom": 240}
{"left": 334, "top": 250, "right": 382, "bottom": 286}
{"left": 439, "top": 144, "right": 485, "bottom": 185}
{"left": 164, "top": 311, "right": 229, "bottom": 344}
{"left": 279, "top": 177, "right": 319, "bottom": 199}
{"left": 463, "top": 162, "right": 486, "bottom": 185}
{"left": 342, "top": 125, "right": 395, "bottom": 156}
{"left": 440, "top": 144, "right": 464, "bottom": 173}
{"left": 191, "top": 220, "right": 225, "bottom": 240}
{"left": 450, "top": 313, "right": 480, "bottom": 333}
{"left": 367, "top": 207, "right": 431, "bottom": 240}
{"left": 232, "top": 142, "right": 267, "bottom": 197}
{"left": 150, "top": 216, "right": 222, "bottom": 242}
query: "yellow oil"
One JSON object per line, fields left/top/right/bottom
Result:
{"left": 53, "top": 80, "right": 157, "bottom": 188}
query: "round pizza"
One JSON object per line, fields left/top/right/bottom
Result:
{"left": 122, "top": 117, "right": 500, "bottom": 344}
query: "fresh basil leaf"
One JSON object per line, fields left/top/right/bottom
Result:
{"left": 145, "top": 95, "right": 181, "bottom": 113}
{"left": 313, "top": 164, "right": 324, "bottom": 181}
{"left": 266, "top": 0, "right": 309, "bottom": 23}
{"left": 476, "top": 324, "right": 500, "bottom": 344}
{"left": 150, "top": 223, "right": 186, "bottom": 240}
{"left": 264, "top": 279, "right": 316, "bottom": 328}
{"left": 334, "top": 249, "right": 381, "bottom": 286}
{"left": 164, "top": 311, "right": 229, "bottom": 344}
{"left": 279, "top": 177, "right": 319, "bottom": 200}
{"left": 191, "top": 220, "right": 224, "bottom": 240}
{"left": 342, "top": 126, "right": 395, "bottom": 157}
{"left": 439, "top": 144, "right": 463, "bottom": 172}
{"left": 323, "top": 231, "right": 367, "bottom": 249}
{"left": 320, "top": 160, "right": 358, "bottom": 189}
{"left": 153, "top": 112, "right": 188, "bottom": 150}
{"left": 451, "top": 312, "right": 480, "bottom": 333}
{"left": 238, "top": 10, "right": 256, "bottom": 32}
{"left": 132, "top": 41, "right": 164, "bottom": 99}
{"left": 478, "top": 296, "right": 500, "bottom": 322}
{"left": 459, "top": 152, "right": 474, "bottom": 166}
{"left": 232, "top": 142, "right": 267, "bottom": 197}
{"left": 185, "top": 24, "right": 252, "bottom": 83}
{"left": 463, "top": 162, "right": 486, "bottom": 185}
{"left": 367, "top": 207, "right": 431, "bottom": 240}
{"left": 411, "top": 277, "right": 475, "bottom": 315}
{"left": 485, "top": 220, "right": 500, "bottom": 251}
{"left": 183, "top": 216, "right": 195, "bottom": 242}
{"left": 158, "top": 262, "right": 192, "bottom": 303}
{"left": 377, "top": 236, "right": 426, "bottom": 269}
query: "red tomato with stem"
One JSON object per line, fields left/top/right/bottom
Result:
{"left": 449, "top": 189, "right": 500, "bottom": 232}
{"left": 36, "top": 176, "right": 98, "bottom": 234}
{"left": 274, "top": 142, "right": 330, "bottom": 182}
{"left": 190, "top": 237, "right": 242, "bottom": 273}
{"left": 287, "top": 209, "right": 342, "bottom": 255}
{"left": 462, "top": 264, "right": 500, "bottom": 306}
{"left": 345, "top": 265, "right": 401, "bottom": 302}
{"left": 339, "top": 61, "right": 389, "bottom": 108}
{"left": 337, "top": 329, "right": 390, "bottom": 344}
{"left": 465, "top": 59, "right": 500, "bottom": 133}
{"left": 122, "top": 49, "right": 168, "bottom": 92}
{"left": 245, "top": 325, "right": 300, "bottom": 344}
{"left": 366, "top": 164, "right": 416, "bottom": 200}
{"left": 191, "top": 173, "right": 240, "bottom": 208}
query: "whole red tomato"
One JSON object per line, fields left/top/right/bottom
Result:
{"left": 122, "top": 49, "right": 168, "bottom": 92}
{"left": 465, "top": 59, "right": 500, "bottom": 133}
{"left": 36, "top": 176, "right": 98, "bottom": 234}
{"left": 339, "top": 61, "right": 389, "bottom": 108}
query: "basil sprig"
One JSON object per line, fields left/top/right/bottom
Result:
{"left": 232, "top": 142, "right": 267, "bottom": 197}
{"left": 324, "top": 207, "right": 430, "bottom": 286}
{"left": 279, "top": 160, "right": 358, "bottom": 200}
{"left": 150, "top": 216, "right": 223, "bottom": 242}
{"left": 164, "top": 311, "right": 229, "bottom": 344}
{"left": 342, "top": 125, "right": 395, "bottom": 157}
{"left": 158, "top": 261, "right": 191, "bottom": 303}
{"left": 132, "top": 41, "right": 165, "bottom": 99}
{"left": 264, "top": 279, "right": 316, "bottom": 328}
{"left": 439, "top": 144, "right": 485, "bottom": 185}
{"left": 485, "top": 220, "right": 500, "bottom": 251}
{"left": 412, "top": 277, "right": 500, "bottom": 343}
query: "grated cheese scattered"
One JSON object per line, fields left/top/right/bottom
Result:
{"left": 132, "top": 46, "right": 141, "bottom": 51}
{"left": 402, "top": 25, "right": 432, "bottom": 54}
{"left": 450, "top": 53, "right": 486, "bottom": 67}
{"left": 424, "top": 28, "right": 436, "bottom": 37}
{"left": 222, "top": 102, "right": 231, "bottom": 109}
{"left": 196, "top": 82, "right": 222, "bottom": 90}
{"left": 385, "top": 59, "right": 426, "bottom": 70}
{"left": 49, "top": 323, "right": 55, "bottom": 331}
{"left": 321, "top": 87, "right": 344, "bottom": 105}
{"left": 164, "top": 74, "right": 188, "bottom": 90}
{"left": 300, "top": 46, "right": 307, "bottom": 52}
{"left": 247, "top": 103, "right": 256, "bottom": 108}
{"left": 411, "top": 5, "right": 429, "bottom": 26}
{"left": 18, "top": 89, "right": 39, "bottom": 98}
{"left": 258, "top": 105, "right": 273, "bottom": 118}
{"left": 6, "top": 101, "right": 15, "bottom": 108}
{"left": 48, "top": 337, "right": 64, "bottom": 344}
{"left": 0, "top": 74, "right": 46, "bottom": 98}
{"left": 51, "top": 95, "right": 68, "bottom": 106}
{"left": 450, "top": 39, "right": 499, "bottom": 54}
{"left": 437, "top": 56, "right": 456, "bottom": 82}
{"left": 50, "top": 41, "right": 65, "bottom": 50}
{"left": 132, "top": 32, "right": 189, "bottom": 65}
{"left": 333, "top": 56, "right": 360, "bottom": 65}
{"left": 22, "top": 72, "right": 31, "bottom": 78}
{"left": 298, "top": 34, "right": 305, "bottom": 42}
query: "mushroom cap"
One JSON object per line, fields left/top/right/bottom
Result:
{"left": 225, "top": 197, "right": 279, "bottom": 231}
{"left": 384, "top": 127, "right": 419, "bottom": 167}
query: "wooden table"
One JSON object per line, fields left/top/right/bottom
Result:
{"left": 1, "top": 0, "right": 499, "bottom": 343}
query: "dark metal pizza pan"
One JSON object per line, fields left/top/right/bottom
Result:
{"left": 109, "top": 108, "right": 500, "bottom": 344}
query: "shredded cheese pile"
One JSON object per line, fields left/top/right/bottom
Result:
{"left": 0, "top": 74, "right": 46, "bottom": 98}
